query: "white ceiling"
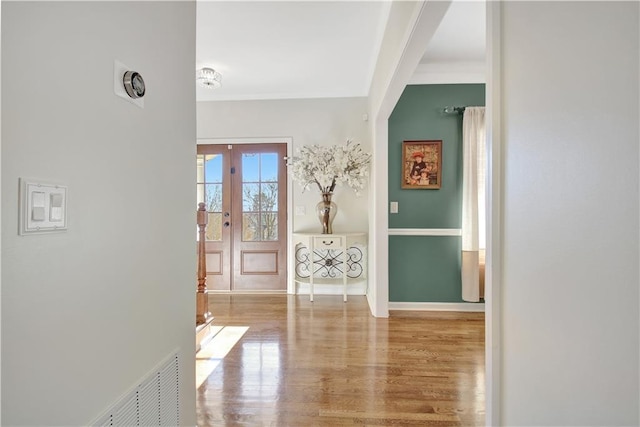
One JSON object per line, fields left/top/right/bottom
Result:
{"left": 421, "top": 0, "right": 485, "bottom": 65}
{"left": 196, "top": 1, "right": 485, "bottom": 102}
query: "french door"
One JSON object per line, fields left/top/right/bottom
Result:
{"left": 196, "top": 143, "right": 287, "bottom": 291}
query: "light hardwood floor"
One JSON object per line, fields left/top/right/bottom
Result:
{"left": 196, "top": 294, "right": 484, "bottom": 426}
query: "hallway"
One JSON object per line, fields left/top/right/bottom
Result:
{"left": 196, "top": 294, "right": 484, "bottom": 426}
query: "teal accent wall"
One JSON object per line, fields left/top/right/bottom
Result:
{"left": 388, "top": 84, "right": 485, "bottom": 302}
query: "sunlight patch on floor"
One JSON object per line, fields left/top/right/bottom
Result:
{"left": 196, "top": 326, "right": 249, "bottom": 388}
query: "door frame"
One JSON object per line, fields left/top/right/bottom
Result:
{"left": 368, "top": 1, "right": 501, "bottom": 426}
{"left": 197, "top": 137, "right": 294, "bottom": 294}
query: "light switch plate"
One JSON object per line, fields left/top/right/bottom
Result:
{"left": 19, "top": 178, "right": 68, "bottom": 235}
{"left": 390, "top": 201, "right": 399, "bottom": 214}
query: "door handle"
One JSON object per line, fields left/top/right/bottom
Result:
{"left": 224, "top": 221, "right": 230, "bottom": 228}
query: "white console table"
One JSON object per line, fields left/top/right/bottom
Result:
{"left": 293, "top": 232, "right": 367, "bottom": 302}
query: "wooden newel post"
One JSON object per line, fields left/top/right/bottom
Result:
{"left": 196, "top": 202, "right": 212, "bottom": 325}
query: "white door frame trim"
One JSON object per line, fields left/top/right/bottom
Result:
{"left": 369, "top": 1, "right": 501, "bottom": 425}
{"left": 370, "top": 0, "right": 453, "bottom": 318}
{"left": 196, "top": 137, "right": 294, "bottom": 294}
{"left": 485, "top": 2, "right": 502, "bottom": 424}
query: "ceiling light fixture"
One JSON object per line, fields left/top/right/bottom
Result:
{"left": 196, "top": 67, "right": 222, "bottom": 89}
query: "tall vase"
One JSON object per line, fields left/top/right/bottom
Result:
{"left": 316, "top": 192, "right": 337, "bottom": 234}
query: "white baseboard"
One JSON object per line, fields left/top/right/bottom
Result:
{"left": 209, "top": 290, "right": 287, "bottom": 294}
{"left": 295, "top": 282, "right": 367, "bottom": 296}
{"left": 389, "top": 302, "right": 485, "bottom": 312}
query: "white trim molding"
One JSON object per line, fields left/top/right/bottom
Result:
{"left": 369, "top": 0, "right": 452, "bottom": 319}
{"left": 409, "top": 61, "right": 486, "bottom": 85}
{"left": 197, "top": 137, "right": 292, "bottom": 146}
{"left": 389, "top": 302, "right": 485, "bottom": 312}
{"left": 295, "top": 283, "right": 367, "bottom": 297}
{"left": 388, "top": 228, "right": 462, "bottom": 236}
{"left": 485, "top": 1, "right": 502, "bottom": 426}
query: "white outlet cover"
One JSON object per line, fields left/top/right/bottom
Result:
{"left": 114, "top": 60, "right": 144, "bottom": 109}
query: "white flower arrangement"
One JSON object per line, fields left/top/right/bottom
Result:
{"left": 291, "top": 140, "right": 372, "bottom": 195}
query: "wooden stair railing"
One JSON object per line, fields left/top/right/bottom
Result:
{"left": 196, "top": 202, "right": 212, "bottom": 325}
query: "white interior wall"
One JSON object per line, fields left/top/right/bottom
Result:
{"left": 0, "top": 4, "right": 3, "bottom": 424}
{"left": 1, "top": 2, "right": 196, "bottom": 425}
{"left": 197, "top": 98, "right": 370, "bottom": 234}
{"left": 500, "top": 2, "right": 639, "bottom": 425}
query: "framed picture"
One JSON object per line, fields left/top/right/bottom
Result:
{"left": 401, "top": 140, "right": 442, "bottom": 189}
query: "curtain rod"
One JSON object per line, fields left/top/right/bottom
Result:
{"left": 442, "top": 106, "right": 466, "bottom": 115}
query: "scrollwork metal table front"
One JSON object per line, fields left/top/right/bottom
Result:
{"left": 293, "top": 232, "right": 367, "bottom": 302}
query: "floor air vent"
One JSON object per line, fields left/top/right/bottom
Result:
{"left": 93, "top": 351, "right": 180, "bottom": 426}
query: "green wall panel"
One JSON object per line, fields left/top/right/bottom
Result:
{"left": 389, "top": 84, "right": 485, "bottom": 229}
{"left": 388, "top": 84, "right": 485, "bottom": 302}
{"left": 389, "top": 236, "right": 462, "bottom": 302}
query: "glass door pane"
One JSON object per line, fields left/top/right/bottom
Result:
{"left": 196, "top": 153, "right": 224, "bottom": 241}
{"left": 241, "top": 152, "right": 279, "bottom": 241}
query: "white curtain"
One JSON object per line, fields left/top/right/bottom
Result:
{"left": 461, "top": 107, "right": 486, "bottom": 302}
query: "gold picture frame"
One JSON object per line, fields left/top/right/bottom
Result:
{"left": 401, "top": 140, "right": 442, "bottom": 189}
